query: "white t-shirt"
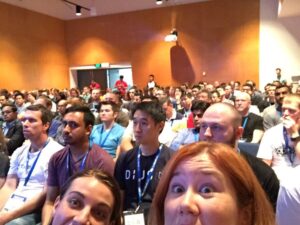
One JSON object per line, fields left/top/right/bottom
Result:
{"left": 4, "top": 138, "right": 63, "bottom": 211}
{"left": 257, "top": 123, "right": 300, "bottom": 180}
{"left": 276, "top": 166, "right": 300, "bottom": 225}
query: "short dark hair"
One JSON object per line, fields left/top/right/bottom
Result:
{"left": 60, "top": 169, "right": 122, "bottom": 225}
{"left": 14, "top": 92, "right": 25, "bottom": 99}
{"left": 100, "top": 101, "right": 120, "bottom": 113}
{"left": 191, "top": 100, "right": 210, "bottom": 112}
{"left": 1, "top": 103, "right": 17, "bottom": 112}
{"left": 242, "top": 83, "right": 253, "bottom": 91}
{"left": 65, "top": 105, "right": 95, "bottom": 127}
{"left": 132, "top": 101, "right": 166, "bottom": 124}
{"left": 26, "top": 104, "right": 53, "bottom": 125}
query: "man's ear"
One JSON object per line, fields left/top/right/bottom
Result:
{"left": 157, "top": 121, "right": 165, "bottom": 134}
{"left": 43, "top": 122, "right": 50, "bottom": 132}
{"left": 86, "top": 124, "right": 93, "bottom": 136}
{"left": 53, "top": 195, "right": 61, "bottom": 215}
{"left": 113, "top": 112, "right": 119, "bottom": 120}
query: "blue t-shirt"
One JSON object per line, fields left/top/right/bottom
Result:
{"left": 90, "top": 123, "right": 125, "bottom": 157}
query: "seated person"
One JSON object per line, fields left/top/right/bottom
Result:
{"left": 170, "top": 100, "right": 210, "bottom": 150}
{"left": 149, "top": 142, "right": 275, "bottom": 225}
{"left": 90, "top": 101, "right": 125, "bottom": 159}
{"left": 114, "top": 102, "right": 174, "bottom": 223}
{"left": 51, "top": 169, "right": 122, "bottom": 225}
{"left": 235, "top": 92, "right": 264, "bottom": 143}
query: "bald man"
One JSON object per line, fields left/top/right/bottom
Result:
{"left": 235, "top": 92, "right": 264, "bottom": 143}
{"left": 199, "top": 102, "right": 279, "bottom": 210}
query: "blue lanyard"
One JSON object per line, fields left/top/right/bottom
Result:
{"left": 66, "top": 147, "right": 89, "bottom": 176}
{"left": 99, "top": 124, "right": 114, "bottom": 147}
{"left": 283, "top": 127, "right": 295, "bottom": 164}
{"left": 193, "top": 129, "right": 199, "bottom": 142}
{"left": 24, "top": 139, "right": 50, "bottom": 186}
{"left": 137, "top": 144, "right": 162, "bottom": 205}
{"left": 242, "top": 117, "right": 248, "bottom": 129}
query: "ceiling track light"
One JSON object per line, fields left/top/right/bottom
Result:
{"left": 156, "top": 0, "right": 163, "bottom": 5}
{"left": 165, "top": 28, "right": 178, "bottom": 42}
{"left": 62, "top": 0, "right": 90, "bottom": 16}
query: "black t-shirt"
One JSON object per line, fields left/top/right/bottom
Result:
{"left": 242, "top": 113, "right": 263, "bottom": 142}
{"left": 114, "top": 145, "right": 174, "bottom": 212}
{"left": 241, "top": 151, "right": 279, "bottom": 211}
{"left": 0, "top": 152, "right": 9, "bottom": 177}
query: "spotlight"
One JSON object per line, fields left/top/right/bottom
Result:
{"left": 76, "top": 5, "right": 82, "bottom": 16}
{"left": 164, "top": 29, "right": 178, "bottom": 42}
{"left": 156, "top": 0, "right": 163, "bottom": 5}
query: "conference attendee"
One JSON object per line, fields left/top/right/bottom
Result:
{"left": 199, "top": 102, "right": 279, "bottom": 210}
{"left": 170, "top": 100, "right": 210, "bottom": 150}
{"left": 0, "top": 104, "right": 63, "bottom": 224}
{"left": 114, "top": 101, "right": 174, "bottom": 223}
{"left": 114, "top": 75, "right": 128, "bottom": 97}
{"left": 51, "top": 169, "right": 122, "bottom": 225}
{"left": 263, "top": 84, "right": 290, "bottom": 130}
{"left": 276, "top": 166, "right": 300, "bottom": 225}
{"left": 42, "top": 105, "right": 115, "bottom": 225}
{"left": 149, "top": 142, "right": 275, "bottom": 225}
{"left": 147, "top": 74, "right": 156, "bottom": 89}
{"left": 234, "top": 92, "right": 264, "bottom": 143}
{"left": 0, "top": 129, "right": 9, "bottom": 188}
{"left": 1, "top": 103, "right": 25, "bottom": 155}
{"left": 14, "top": 92, "right": 29, "bottom": 114}
{"left": 257, "top": 94, "right": 300, "bottom": 181}
{"left": 89, "top": 88, "right": 102, "bottom": 117}
{"left": 90, "top": 101, "right": 125, "bottom": 158}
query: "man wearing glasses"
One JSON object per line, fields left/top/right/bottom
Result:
{"left": 1, "top": 103, "right": 25, "bottom": 155}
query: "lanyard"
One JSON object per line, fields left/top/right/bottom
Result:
{"left": 66, "top": 147, "right": 89, "bottom": 177}
{"left": 193, "top": 129, "right": 199, "bottom": 142}
{"left": 242, "top": 117, "right": 248, "bottom": 129}
{"left": 283, "top": 127, "right": 295, "bottom": 164}
{"left": 99, "top": 124, "right": 114, "bottom": 147}
{"left": 24, "top": 139, "right": 50, "bottom": 186}
{"left": 137, "top": 144, "right": 162, "bottom": 205}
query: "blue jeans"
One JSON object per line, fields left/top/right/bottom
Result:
{"left": 5, "top": 213, "right": 41, "bottom": 225}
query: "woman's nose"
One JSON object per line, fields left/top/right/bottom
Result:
{"left": 73, "top": 207, "right": 91, "bottom": 225}
{"left": 179, "top": 189, "right": 200, "bottom": 216}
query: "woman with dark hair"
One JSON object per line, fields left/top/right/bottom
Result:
{"left": 52, "top": 169, "right": 122, "bottom": 225}
{"left": 149, "top": 142, "right": 275, "bottom": 225}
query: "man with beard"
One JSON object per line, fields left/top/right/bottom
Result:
{"left": 0, "top": 104, "right": 63, "bottom": 224}
{"left": 199, "top": 102, "right": 279, "bottom": 211}
{"left": 41, "top": 105, "right": 115, "bottom": 225}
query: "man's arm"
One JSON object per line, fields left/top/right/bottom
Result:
{"left": 42, "top": 185, "right": 59, "bottom": 225}
{"left": 5, "top": 123, "right": 25, "bottom": 155}
{"left": 0, "top": 175, "right": 18, "bottom": 210}
{"left": 251, "top": 129, "right": 264, "bottom": 143}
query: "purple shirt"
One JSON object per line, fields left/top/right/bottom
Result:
{"left": 47, "top": 144, "right": 115, "bottom": 189}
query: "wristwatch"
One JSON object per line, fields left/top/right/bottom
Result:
{"left": 291, "top": 133, "right": 300, "bottom": 141}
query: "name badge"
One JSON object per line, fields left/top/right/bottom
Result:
{"left": 123, "top": 211, "right": 145, "bottom": 225}
{"left": 4, "top": 194, "right": 27, "bottom": 211}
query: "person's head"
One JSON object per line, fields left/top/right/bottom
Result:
{"left": 276, "top": 68, "right": 281, "bottom": 75}
{"left": 282, "top": 94, "right": 300, "bottom": 125}
{"left": 21, "top": 104, "right": 52, "bottom": 140}
{"left": 180, "top": 93, "right": 193, "bottom": 110}
{"left": 155, "top": 89, "right": 166, "bottom": 101}
{"left": 127, "top": 87, "right": 136, "bottom": 100}
{"left": 132, "top": 102, "right": 166, "bottom": 145}
{"left": 52, "top": 169, "right": 122, "bottom": 225}
{"left": 191, "top": 85, "right": 200, "bottom": 97}
{"left": 35, "top": 95, "right": 52, "bottom": 111}
{"left": 174, "top": 87, "right": 184, "bottom": 99}
{"left": 119, "top": 75, "right": 124, "bottom": 80}
{"left": 211, "top": 90, "right": 221, "bottom": 104}
{"left": 57, "top": 99, "right": 68, "bottom": 116}
{"left": 133, "top": 93, "right": 142, "bottom": 103}
{"left": 205, "top": 84, "right": 214, "bottom": 92}
{"left": 242, "top": 84, "right": 253, "bottom": 96}
{"left": 91, "top": 89, "right": 101, "bottom": 101}
{"left": 224, "top": 85, "right": 233, "bottom": 97}
{"left": 191, "top": 100, "right": 210, "bottom": 128}
{"left": 1, "top": 103, "right": 18, "bottom": 122}
{"left": 161, "top": 98, "right": 174, "bottom": 120}
{"left": 0, "top": 93, "right": 9, "bottom": 106}
{"left": 196, "top": 90, "right": 211, "bottom": 103}
{"left": 14, "top": 92, "right": 25, "bottom": 107}
{"left": 69, "top": 88, "right": 80, "bottom": 98}
{"left": 149, "top": 74, "right": 154, "bottom": 81}
{"left": 100, "top": 101, "right": 119, "bottom": 123}
{"left": 234, "top": 81, "right": 241, "bottom": 90}
{"left": 62, "top": 106, "right": 95, "bottom": 145}
{"left": 27, "top": 92, "right": 37, "bottom": 104}
{"left": 104, "top": 92, "right": 120, "bottom": 105}
{"left": 275, "top": 84, "right": 290, "bottom": 106}
{"left": 234, "top": 92, "right": 251, "bottom": 116}
{"left": 82, "top": 86, "right": 91, "bottom": 94}
{"left": 149, "top": 142, "right": 275, "bottom": 225}
{"left": 199, "top": 103, "right": 243, "bottom": 148}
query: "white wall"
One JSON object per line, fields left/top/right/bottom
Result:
{"left": 259, "top": 0, "right": 300, "bottom": 90}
